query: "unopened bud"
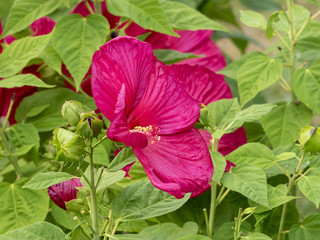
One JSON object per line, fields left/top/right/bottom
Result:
{"left": 76, "top": 112, "right": 103, "bottom": 138}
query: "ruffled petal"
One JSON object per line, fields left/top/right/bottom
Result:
{"left": 146, "top": 30, "right": 226, "bottom": 72}
{"left": 92, "top": 36, "right": 153, "bottom": 121}
{"left": 127, "top": 61, "right": 200, "bottom": 135}
{"left": 170, "top": 64, "right": 232, "bottom": 105}
{"left": 30, "top": 17, "right": 55, "bottom": 36}
{"left": 133, "top": 127, "right": 213, "bottom": 199}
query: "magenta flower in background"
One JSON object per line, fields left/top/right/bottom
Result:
{"left": 170, "top": 64, "right": 247, "bottom": 171}
{"left": 30, "top": 17, "right": 55, "bottom": 36}
{"left": 47, "top": 178, "right": 83, "bottom": 210}
{"left": 92, "top": 36, "right": 213, "bottom": 199}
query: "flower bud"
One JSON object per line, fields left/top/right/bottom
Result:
{"left": 298, "top": 126, "right": 320, "bottom": 153}
{"left": 52, "top": 128, "right": 85, "bottom": 162}
{"left": 76, "top": 112, "right": 103, "bottom": 138}
{"left": 47, "top": 178, "right": 83, "bottom": 210}
{"left": 61, "top": 100, "right": 90, "bottom": 126}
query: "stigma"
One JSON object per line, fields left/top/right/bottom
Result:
{"left": 130, "top": 125, "right": 160, "bottom": 144}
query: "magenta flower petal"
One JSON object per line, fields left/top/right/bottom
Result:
{"left": 30, "top": 17, "right": 55, "bottom": 36}
{"left": 146, "top": 30, "right": 226, "bottom": 72}
{"left": 47, "top": 178, "right": 83, "bottom": 210}
{"left": 171, "top": 64, "right": 232, "bottom": 105}
{"left": 71, "top": 0, "right": 94, "bottom": 17}
{"left": 133, "top": 127, "right": 213, "bottom": 199}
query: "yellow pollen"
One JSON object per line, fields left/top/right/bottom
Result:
{"left": 130, "top": 125, "right": 160, "bottom": 144}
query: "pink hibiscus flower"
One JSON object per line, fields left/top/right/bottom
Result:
{"left": 48, "top": 178, "right": 83, "bottom": 210}
{"left": 91, "top": 36, "right": 213, "bottom": 199}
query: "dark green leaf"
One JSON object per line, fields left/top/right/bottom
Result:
{"left": 289, "top": 214, "right": 320, "bottom": 240}
{"left": 298, "top": 175, "right": 320, "bottom": 208}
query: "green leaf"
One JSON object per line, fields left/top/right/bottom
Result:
{"left": 7, "top": 123, "right": 40, "bottom": 163}
{"left": 245, "top": 232, "right": 272, "bottom": 240}
{"left": 50, "top": 204, "right": 77, "bottom": 230}
{"left": 213, "top": 221, "right": 251, "bottom": 240}
{"left": 111, "top": 181, "right": 190, "bottom": 221}
{"left": 293, "top": 60, "right": 320, "bottom": 113}
{"left": 234, "top": 103, "right": 276, "bottom": 122}
{"left": 265, "top": 12, "right": 280, "bottom": 40}
{"left": 1, "top": 0, "right": 63, "bottom": 37}
{"left": 211, "top": 151, "right": 226, "bottom": 184}
{"left": 0, "top": 74, "right": 54, "bottom": 88}
{"left": 12, "top": 144, "right": 35, "bottom": 157}
{"left": 240, "top": 10, "right": 266, "bottom": 29}
{"left": 0, "top": 182, "right": 49, "bottom": 234}
{"left": 23, "top": 172, "right": 76, "bottom": 190}
{"left": 40, "top": 45, "right": 62, "bottom": 75}
{"left": 226, "top": 143, "right": 276, "bottom": 169}
{"left": 159, "top": 0, "right": 229, "bottom": 33}
{"left": 26, "top": 104, "right": 50, "bottom": 118}
{"left": 0, "top": 221, "right": 65, "bottom": 240}
{"left": 52, "top": 14, "right": 109, "bottom": 90}
{"left": 260, "top": 102, "right": 312, "bottom": 147}
{"left": 289, "top": 214, "right": 320, "bottom": 240}
{"left": 207, "top": 98, "right": 241, "bottom": 130}
{"left": 298, "top": 175, "right": 320, "bottom": 208}
{"left": 295, "top": 37, "right": 320, "bottom": 62}
{"left": 16, "top": 88, "right": 96, "bottom": 132}
{"left": 249, "top": 184, "right": 297, "bottom": 213}
{"left": 107, "top": 148, "right": 137, "bottom": 172}
{"left": 237, "top": 54, "right": 283, "bottom": 106}
{"left": 96, "top": 170, "right": 126, "bottom": 191}
{"left": 0, "top": 34, "right": 52, "bottom": 78}
{"left": 218, "top": 51, "right": 264, "bottom": 80}
{"left": 153, "top": 49, "right": 203, "bottom": 65}
{"left": 274, "top": 4, "right": 310, "bottom": 33}
{"left": 221, "top": 163, "right": 268, "bottom": 206}
{"left": 138, "top": 222, "right": 199, "bottom": 240}
{"left": 107, "top": 0, "right": 178, "bottom": 37}
{"left": 177, "top": 236, "right": 211, "bottom": 240}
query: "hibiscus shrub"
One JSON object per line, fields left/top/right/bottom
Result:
{"left": 1, "top": 0, "right": 320, "bottom": 239}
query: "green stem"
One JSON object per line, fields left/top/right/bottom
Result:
{"left": 61, "top": 73, "right": 89, "bottom": 96}
{"left": 0, "top": 130, "right": 23, "bottom": 179}
{"left": 89, "top": 142, "right": 100, "bottom": 240}
{"left": 103, "top": 210, "right": 112, "bottom": 240}
{"left": 92, "top": 135, "right": 108, "bottom": 149}
{"left": 1, "top": 94, "right": 15, "bottom": 131}
{"left": 203, "top": 208, "right": 210, "bottom": 237}
{"left": 94, "top": 0, "right": 101, "bottom": 14}
{"left": 111, "top": 219, "right": 120, "bottom": 236}
{"left": 208, "top": 182, "right": 217, "bottom": 237}
{"left": 84, "top": 0, "right": 95, "bottom": 14}
{"left": 217, "top": 188, "right": 230, "bottom": 205}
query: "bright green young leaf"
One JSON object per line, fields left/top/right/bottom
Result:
{"left": 265, "top": 12, "right": 280, "bottom": 40}
{"left": 1, "top": 0, "right": 63, "bottom": 37}
{"left": 0, "top": 34, "right": 52, "bottom": 78}
{"left": 138, "top": 222, "right": 198, "bottom": 240}
{"left": 23, "top": 172, "right": 76, "bottom": 190}
{"left": 240, "top": 10, "right": 266, "bottom": 29}
{"left": 0, "top": 74, "right": 54, "bottom": 88}
{"left": 111, "top": 181, "right": 190, "bottom": 221}
{"left": 96, "top": 170, "right": 126, "bottom": 191}
{"left": 234, "top": 103, "right": 276, "bottom": 122}
{"left": 0, "top": 182, "right": 49, "bottom": 234}
{"left": 107, "top": 148, "right": 137, "bottom": 172}
{"left": 159, "top": 0, "right": 229, "bottom": 33}
{"left": 226, "top": 143, "right": 276, "bottom": 169}
{"left": 211, "top": 151, "right": 226, "bottom": 184}
{"left": 207, "top": 98, "right": 241, "bottom": 131}
{"left": 298, "top": 175, "right": 320, "bottom": 208}
{"left": 289, "top": 214, "right": 320, "bottom": 240}
{"left": 15, "top": 88, "right": 96, "bottom": 132}
{"left": 245, "top": 232, "right": 272, "bottom": 240}
{"left": 249, "top": 184, "right": 296, "bottom": 213}
{"left": 153, "top": 49, "right": 203, "bottom": 65}
{"left": 275, "top": 152, "right": 297, "bottom": 162}
{"left": 274, "top": 4, "right": 310, "bottom": 33}
{"left": 237, "top": 54, "right": 283, "bottom": 107}
{"left": 40, "top": 45, "right": 62, "bottom": 74}
{"left": 0, "top": 221, "right": 65, "bottom": 240}
{"left": 260, "top": 102, "right": 312, "bottom": 147}
{"left": 52, "top": 14, "right": 109, "bottom": 90}
{"left": 107, "top": 0, "right": 178, "bottom": 37}
{"left": 218, "top": 51, "right": 264, "bottom": 80}
{"left": 293, "top": 60, "right": 320, "bottom": 113}
{"left": 7, "top": 123, "right": 40, "bottom": 164}
{"left": 221, "top": 163, "right": 268, "bottom": 206}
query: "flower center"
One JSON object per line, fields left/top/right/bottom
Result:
{"left": 130, "top": 125, "right": 160, "bottom": 144}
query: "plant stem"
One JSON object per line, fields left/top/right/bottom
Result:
{"left": 84, "top": 0, "right": 95, "bottom": 14}
{"left": 1, "top": 94, "right": 15, "bottom": 131}
{"left": 88, "top": 142, "right": 99, "bottom": 240}
{"left": 92, "top": 135, "right": 108, "bottom": 149}
{"left": 208, "top": 182, "right": 217, "bottom": 237}
{"left": 217, "top": 188, "right": 231, "bottom": 205}
{"left": 111, "top": 219, "right": 120, "bottom": 236}
{"left": 94, "top": 0, "right": 101, "bottom": 14}
{"left": 203, "top": 208, "right": 210, "bottom": 236}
